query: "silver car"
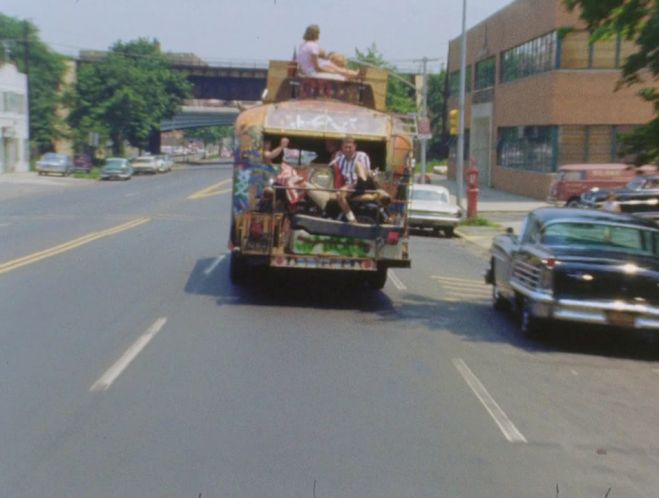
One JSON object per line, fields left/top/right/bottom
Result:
{"left": 408, "top": 184, "right": 462, "bottom": 237}
{"left": 36, "top": 153, "right": 73, "bottom": 176}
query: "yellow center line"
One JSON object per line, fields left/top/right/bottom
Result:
{"left": 0, "top": 217, "right": 151, "bottom": 275}
{"left": 187, "top": 179, "right": 232, "bottom": 200}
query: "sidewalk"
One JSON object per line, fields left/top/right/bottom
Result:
{"left": 428, "top": 175, "right": 551, "bottom": 253}
{"left": 0, "top": 171, "right": 87, "bottom": 201}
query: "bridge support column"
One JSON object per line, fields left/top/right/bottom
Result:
{"left": 148, "top": 130, "right": 162, "bottom": 154}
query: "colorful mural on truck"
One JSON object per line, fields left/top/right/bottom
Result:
{"left": 291, "top": 231, "right": 375, "bottom": 258}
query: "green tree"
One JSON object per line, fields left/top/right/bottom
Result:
{"left": 184, "top": 125, "right": 233, "bottom": 157}
{"left": 0, "top": 14, "right": 68, "bottom": 153}
{"left": 68, "top": 38, "right": 191, "bottom": 156}
{"left": 565, "top": 0, "right": 659, "bottom": 163}
{"left": 184, "top": 125, "right": 233, "bottom": 146}
{"left": 352, "top": 44, "right": 416, "bottom": 113}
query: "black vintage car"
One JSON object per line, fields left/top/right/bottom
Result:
{"left": 485, "top": 207, "right": 659, "bottom": 335}
{"left": 580, "top": 174, "right": 659, "bottom": 220}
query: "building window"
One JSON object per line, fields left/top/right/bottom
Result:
{"left": 475, "top": 57, "right": 495, "bottom": 90}
{"left": 500, "top": 32, "right": 557, "bottom": 83}
{"left": 558, "top": 125, "right": 635, "bottom": 164}
{"left": 448, "top": 67, "right": 472, "bottom": 97}
{"left": 558, "top": 30, "right": 637, "bottom": 69}
{"left": 4, "top": 92, "right": 26, "bottom": 114}
{"left": 497, "top": 125, "right": 557, "bottom": 172}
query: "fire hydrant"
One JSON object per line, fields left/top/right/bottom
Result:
{"left": 466, "top": 163, "right": 479, "bottom": 219}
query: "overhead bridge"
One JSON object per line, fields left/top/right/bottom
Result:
{"left": 160, "top": 103, "right": 242, "bottom": 131}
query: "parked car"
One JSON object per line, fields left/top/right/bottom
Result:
{"left": 130, "top": 156, "right": 159, "bottom": 175}
{"left": 72, "top": 153, "right": 92, "bottom": 173}
{"left": 408, "top": 184, "right": 462, "bottom": 237}
{"left": 580, "top": 174, "right": 659, "bottom": 220}
{"left": 99, "top": 158, "right": 133, "bottom": 181}
{"left": 36, "top": 153, "right": 73, "bottom": 176}
{"left": 485, "top": 207, "right": 659, "bottom": 336}
{"left": 155, "top": 154, "right": 174, "bottom": 172}
{"left": 546, "top": 163, "right": 643, "bottom": 207}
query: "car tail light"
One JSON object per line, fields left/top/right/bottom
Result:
{"left": 386, "top": 231, "right": 401, "bottom": 245}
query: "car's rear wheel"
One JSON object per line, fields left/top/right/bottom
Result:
{"left": 443, "top": 227, "right": 454, "bottom": 238}
{"left": 566, "top": 198, "right": 581, "bottom": 207}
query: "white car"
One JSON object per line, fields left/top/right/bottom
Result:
{"left": 130, "top": 156, "right": 159, "bottom": 175}
{"left": 408, "top": 184, "right": 462, "bottom": 237}
{"left": 155, "top": 154, "right": 174, "bottom": 172}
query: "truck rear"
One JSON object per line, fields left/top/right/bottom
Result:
{"left": 228, "top": 62, "right": 415, "bottom": 288}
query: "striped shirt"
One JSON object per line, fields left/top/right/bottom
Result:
{"left": 331, "top": 151, "right": 371, "bottom": 186}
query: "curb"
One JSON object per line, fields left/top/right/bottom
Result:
{"left": 454, "top": 226, "right": 501, "bottom": 255}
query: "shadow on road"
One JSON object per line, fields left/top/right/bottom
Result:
{"left": 185, "top": 257, "right": 397, "bottom": 313}
{"left": 185, "top": 258, "right": 659, "bottom": 361}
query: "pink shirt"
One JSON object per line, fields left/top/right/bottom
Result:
{"left": 297, "top": 41, "right": 320, "bottom": 76}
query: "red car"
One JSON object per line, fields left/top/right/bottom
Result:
{"left": 73, "top": 154, "right": 92, "bottom": 173}
{"left": 547, "top": 163, "right": 656, "bottom": 207}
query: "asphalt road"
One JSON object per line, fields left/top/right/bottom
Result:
{"left": 2, "top": 166, "right": 659, "bottom": 497}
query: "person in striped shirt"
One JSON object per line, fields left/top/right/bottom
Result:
{"left": 330, "top": 136, "right": 373, "bottom": 223}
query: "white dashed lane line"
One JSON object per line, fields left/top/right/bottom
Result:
{"left": 388, "top": 270, "right": 407, "bottom": 291}
{"left": 453, "top": 358, "right": 527, "bottom": 444}
{"left": 90, "top": 317, "right": 168, "bottom": 392}
{"left": 203, "top": 254, "right": 227, "bottom": 276}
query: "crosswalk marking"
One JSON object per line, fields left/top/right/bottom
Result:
{"left": 431, "top": 275, "right": 490, "bottom": 302}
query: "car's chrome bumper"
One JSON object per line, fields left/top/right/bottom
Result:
{"left": 511, "top": 281, "right": 659, "bottom": 329}
{"left": 408, "top": 213, "right": 461, "bottom": 228}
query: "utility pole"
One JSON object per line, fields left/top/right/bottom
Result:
{"left": 455, "top": 0, "right": 467, "bottom": 207}
{"left": 23, "top": 21, "right": 30, "bottom": 120}
{"left": 412, "top": 56, "right": 440, "bottom": 183}
{"left": 456, "top": 0, "right": 468, "bottom": 209}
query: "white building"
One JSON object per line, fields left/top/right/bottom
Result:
{"left": 0, "top": 63, "right": 29, "bottom": 173}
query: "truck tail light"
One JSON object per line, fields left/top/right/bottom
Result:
{"left": 386, "top": 231, "right": 401, "bottom": 245}
{"left": 250, "top": 222, "right": 263, "bottom": 238}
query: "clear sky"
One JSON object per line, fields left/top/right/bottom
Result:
{"left": 3, "top": 0, "right": 512, "bottom": 71}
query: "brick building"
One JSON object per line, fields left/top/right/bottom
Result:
{"left": 446, "top": 0, "right": 658, "bottom": 199}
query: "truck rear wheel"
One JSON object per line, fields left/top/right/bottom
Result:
{"left": 366, "top": 266, "right": 387, "bottom": 290}
{"left": 229, "top": 252, "right": 247, "bottom": 284}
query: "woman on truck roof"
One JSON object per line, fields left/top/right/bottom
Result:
{"left": 296, "top": 24, "right": 357, "bottom": 80}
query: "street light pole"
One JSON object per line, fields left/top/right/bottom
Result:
{"left": 456, "top": 0, "right": 468, "bottom": 209}
{"left": 420, "top": 56, "right": 428, "bottom": 182}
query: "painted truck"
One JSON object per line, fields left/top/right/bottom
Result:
{"left": 228, "top": 61, "right": 415, "bottom": 289}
